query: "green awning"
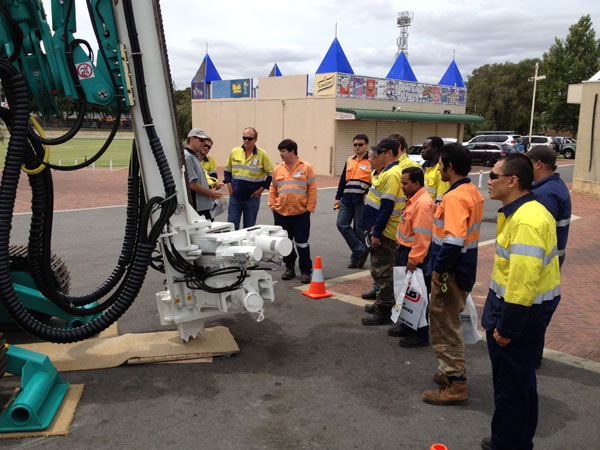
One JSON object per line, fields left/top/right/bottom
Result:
{"left": 336, "top": 108, "right": 484, "bottom": 124}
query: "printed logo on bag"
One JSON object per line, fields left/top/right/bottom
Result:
{"left": 404, "top": 282, "right": 421, "bottom": 303}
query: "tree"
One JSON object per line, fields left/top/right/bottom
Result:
{"left": 173, "top": 87, "right": 192, "bottom": 142}
{"left": 539, "top": 15, "right": 600, "bottom": 135}
{"left": 465, "top": 59, "right": 541, "bottom": 138}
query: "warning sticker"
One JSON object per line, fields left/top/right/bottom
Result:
{"left": 76, "top": 62, "right": 95, "bottom": 80}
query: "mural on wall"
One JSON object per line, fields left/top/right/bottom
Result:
{"left": 314, "top": 73, "right": 467, "bottom": 105}
{"left": 211, "top": 78, "right": 253, "bottom": 98}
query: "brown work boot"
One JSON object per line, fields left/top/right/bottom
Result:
{"left": 422, "top": 380, "right": 468, "bottom": 406}
{"left": 433, "top": 370, "right": 450, "bottom": 387}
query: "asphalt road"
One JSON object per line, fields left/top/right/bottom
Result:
{"left": 3, "top": 163, "right": 598, "bottom": 449}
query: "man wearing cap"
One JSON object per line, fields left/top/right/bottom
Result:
{"left": 184, "top": 129, "right": 222, "bottom": 220}
{"left": 224, "top": 127, "right": 274, "bottom": 230}
{"left": 360, "top": 138, "right": 404, "bottom": 326}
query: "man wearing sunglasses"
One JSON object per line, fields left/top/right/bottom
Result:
{"left": 184, "top": 128, "right": 223, "bottom": 221}
{"left": 480, "top": 154, "right": 560, "bottom": 450}
{"left": 224, "top": 127, "right": 274, "bottom": 229}
{"left": 334, "top": 134, "right": 371, "bottom": 270}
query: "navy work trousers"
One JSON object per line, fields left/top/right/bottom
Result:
{"left": 273, "top": 210, "right": 312, "bottom": 274}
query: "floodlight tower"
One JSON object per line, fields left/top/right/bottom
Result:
{"left": 396, "top": 11, "right": 414, "bottom": 59}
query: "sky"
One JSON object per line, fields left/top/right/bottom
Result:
{"left": 45, "top": 0, "right": 600, "bottom": 91}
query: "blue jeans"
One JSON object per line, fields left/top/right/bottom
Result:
{"left": 228, "top": 195, "right": 260, "bottom": 230}
{"left": 336, "top": 201, "right": 366, "bottom": 262}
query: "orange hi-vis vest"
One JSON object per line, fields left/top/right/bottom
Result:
{"left": 343, "top": 155, "right": 371, "bottom": 196}
{"left": 396, "top": 187, "right": 434, "bottom": 265}
{"left": 268, "top": 158, "right": 317, "bottom": 216}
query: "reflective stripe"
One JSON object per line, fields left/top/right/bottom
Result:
{"left": 277, "top": 180, "right": 308, "bottom": 187}
{"left": 511, "top": 243, "right": 558, "bottom": 266}
{"left": 307, "top": 176, "right": 316, "bottom": 184}
{"left": 461, "top": 240, "right": 479, "bottom": 252}
{"left": 381, "top": 193, "right": 397, "bottom": 201}
{"left": 279, "top": 188, "right": 307, "bottom": 195}
{"left": 365, "top": 198, "right": 380, "bottom": 210}
{"left": 344, "top": 188, "right": 368, "bottom": 194}
{"left": 556, "top": 218, "right": 571, "bottom": 227}
{"left": 413, "top": 227, "right": 432, "bottom": 236}
{"left": 433, "top": 218, "right": 444, "bottom": 228}
{"left": 432, "top": 235, "right": 444, "bottom": 246}
{"left": 346, "top": 180, "right": 370, "bottom": 189}
{"left": 232, "top": 174, "right": 265, "bottom": 182}
{"left": 495, "top": 242, "right": 510, "bottom": 260}
{"left": 424, "top": 186, "right": 436, "bottom": 194}
{"left": 444, "top": 235, "right": 465, "bottom": 246}
{"left": 467, "top": 221, "right": 481, "bottom": 234}
{"left": 490, "top": 278, "right": 560, "bottom": 304}
{"left": 396, "top": 230, "right": 414, "bottom": 242}
{"left": 557, "top": 248, "right": 565, "bottom": 257}
{"left": 231, "top": 164, "right": 264, "bottom": 173}
{"left": 393, "top": 207, "right": 403, "bottom": 215}
{"left": 369, "top": 189, "right": 382, "bottom": 199}
{"left": 436, "top": 195, "right": 443, "bottom": 202}
{"left": 295, "top": 242, "right": 309, "bottom": 248}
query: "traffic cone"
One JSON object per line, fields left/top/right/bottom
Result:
{"left": 302, "top": 256, "right": 332, "bottom": 299}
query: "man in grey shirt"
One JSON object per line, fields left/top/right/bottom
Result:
{"left": 184, "top": 128, "right": 222, "bottom": 220}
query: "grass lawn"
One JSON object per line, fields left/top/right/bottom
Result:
{"left": 0, "top": 137, "right": 135, "bottom": 168}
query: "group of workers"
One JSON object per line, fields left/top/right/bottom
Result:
{"left": 184, "top": 125, "right": 571, "bottom": 450}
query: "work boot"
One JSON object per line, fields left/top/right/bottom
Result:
{"left": 399, "top": 335, "right": 429, "bottom": 348}
{"left": 361, "top": 306, "right": 392, "bottom": 326}
{"left": 347, "top": 260, "right": 359, "bottom": 269}
{"left": 281, "top": 267, "right": 295, "bottom": 280}
{"left": 361, "top": 288, "right": 377, "bottom": 300}
{"left": 422, "top": 380, "right": 468, "bottom": 406}
{"left": 481, "top": 437, "right": 492, "bottom": 450}
{"left": 364, "top": 302, "right": 377, "bottom": 314}
{"left": 387, "top": 323, "right": 411, "bottom": 337}
{"left": 300, "top": 271, "right": 312, "bottom": 284}
{"left": 433, "top": 370, "right": 450, "bottom": 387}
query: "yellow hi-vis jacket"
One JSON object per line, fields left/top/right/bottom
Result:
{"left": 423, "top": 162, "right": 450, "bottom": 203}
{"left": 200, "top": 155, "right": 218, "bottom": 180}
{"left": 363, "top": 161, "right": 404, "bottom": 240}
{"left": 482, "top": 193, "right": 561, "bottom": 338}
{"left": 268, "top": 158, "right": 317, "bottom": 216}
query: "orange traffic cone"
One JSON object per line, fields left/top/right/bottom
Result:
{"left": 302, "top": 256, "right": 332, "bottom": 299}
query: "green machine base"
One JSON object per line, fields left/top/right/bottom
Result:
{"left": 0, "top": 346, "right": 69, "bottom": 432}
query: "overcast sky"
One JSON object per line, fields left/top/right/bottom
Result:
{"left": 47, "top": 1, "right": 600, "bottom": 90}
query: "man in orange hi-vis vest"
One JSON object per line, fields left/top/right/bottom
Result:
{"left": 269, "top": 139, "right": 317, "bottom": 284}
{"left": 394, "top": 166, "right": 434, "bottom": 348}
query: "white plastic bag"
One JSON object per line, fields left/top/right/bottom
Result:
{"left": 461, "top": 294, "right": 482, "bottom": 344}
{"left": 392, "top": 267, "right": 428, "bottom": 330}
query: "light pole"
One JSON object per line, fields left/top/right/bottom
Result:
{"left": 528, "top": 62, "right": 546, "bottom": 150}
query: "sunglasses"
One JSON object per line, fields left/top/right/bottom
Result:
{"left": 242, "top": 136, "right": 255, "bottom": 141}
{"left": 204, "top": 144, "right": 212, "bottom": 149}
{"left": 489, "top": 171, "right": 514, "bottom": 180}
{"left": 353, "top": 143, "right": 366, "bottom": 147}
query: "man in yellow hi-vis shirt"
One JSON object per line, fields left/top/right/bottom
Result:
{"left": 480, "top": 153, "right": 560, "bottom": 450}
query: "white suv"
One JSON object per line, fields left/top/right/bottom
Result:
{"left": 527, "top": 135, "right": 557, "bottom": 152}
{"left": 465, "top": 134, "right": 521, "bottom": 151}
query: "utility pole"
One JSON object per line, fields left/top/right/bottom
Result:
{"left": 528, "top": 62, "right": 546, "bottom": 149}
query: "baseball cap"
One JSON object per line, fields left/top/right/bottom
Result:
{"left": 187, "top": 128, "right": 208, "bottom": 139}
{"left": 527, "top": 145, "right": 556, "bottom": 166}
{"left": 377, "top": 137, "right": 400, "bottom": 153}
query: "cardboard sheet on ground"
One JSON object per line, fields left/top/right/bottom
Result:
{"left": 0, "top": 384, "right": 84, "bottom": 439}
{"left": 17, "top": 326, "right": 238, "bottom": 372}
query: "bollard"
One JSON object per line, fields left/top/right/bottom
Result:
{"left": 109, "top": 158, "right": 113, "bottom": 171}
{"left": 92, "top": 162, "right": 95, "bottom": 170}
{"left": 58, "top": 157, "right": 61, "bottom": 166}
{"left": 74, "top": 157, "right": 77, "bottom": 165}
{"left": 478, "top": 169, "right": 483, "bottom": 188}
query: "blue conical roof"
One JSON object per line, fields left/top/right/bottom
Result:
{"left": 439, "top": 60, "right": 465, "bottom": 87}
{"left": 269, "top": 63, "right": 282, "bottom": 77}
{"left": 316, "top": 37, "right": 354, "bottom": 74}
{"left": 202, "top": 53, "right": 222, "bottom": 82}
{"left": 386, "top": 51, "right": 418, "bottom": 82}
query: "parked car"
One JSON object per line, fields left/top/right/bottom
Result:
{"left": 407, "top": 145, "right": 424, "bottom": 165}
{"left": 561, "top": 138, "right": 576, "bottom": 159}
{"left": 524, "top": 135, "right": 558, "bottom": 152}
{"left": 465, "top": 134, "right": 521, "bottom": 151}
{"left": 464, "top": 143, "right": 517, "bottom": 166}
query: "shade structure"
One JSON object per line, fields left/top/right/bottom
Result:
{"left": 268, "top": 63, "right": 283, "bottom": 77}
{"left": 316, "top": 37, "right": 354, "bottom": 74}
{"left": 439, "top": 60, "right": 465, "bottom": 88}
{"left": 386, "top": 51, "right": 418, "bottom": 82}
{"left": 193, "top": 53, "right": 222, "bottom": 83}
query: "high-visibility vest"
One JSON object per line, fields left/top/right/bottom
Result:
{"left": 431, "top": 178, "right": 484, "bottom": 291}
{"left": 342, "top": 155, "right": 371, "bottom": 196}
{"left": 200, "top": 155, "right": 218, "bottom": 180}
{"left": 224, "top": 146, "right": 274, "bottom": 183}
{"left": 268, "top": 158, "right": 317, "bottom": 216}
{"left": 490, "top": 195, "right": 560, "bottom": 307}
{"left": 364, "top": 161, "right": 404, "bottom": 240}
{"left": 423, "top": 162, "right": 450, "bottom": 202}
{"left": 396, "top": 187, "right": 434, "bottom": 265}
